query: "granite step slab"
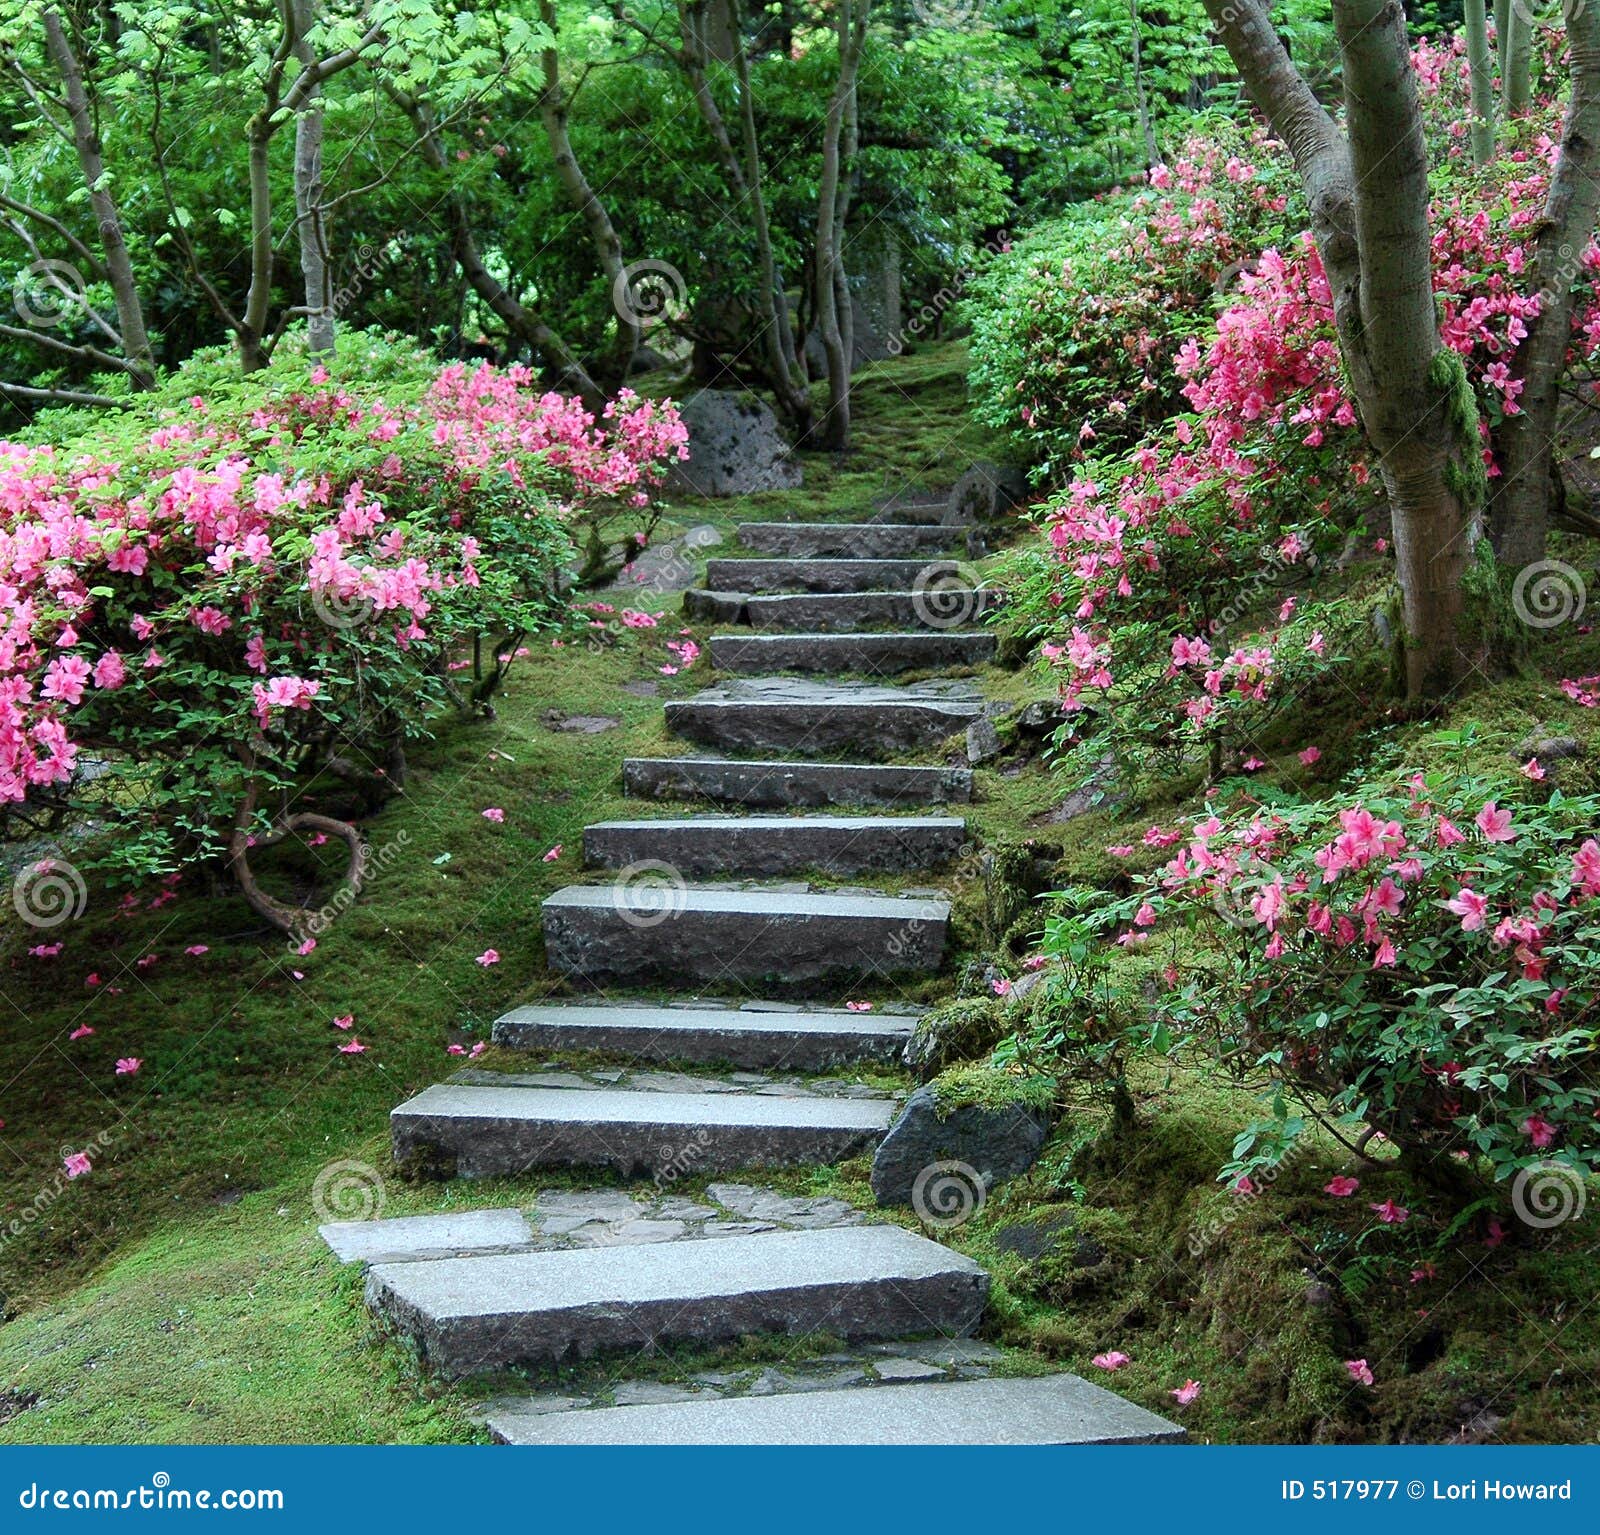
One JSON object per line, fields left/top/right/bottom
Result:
{"left": 541, "top": 883, "right": 948, "bottom": 989}
{"left": 582, "top": 814, "right": 967, "bottom": 875}
{"left": 390, "top": 1080, "right": 896, "bottom": 1180}
{"left": 663, "top": 677, "right": 983, "bottom": 759}
{"left": 622, "top": 757, "right": 973, "bottom": 808}
{"left": 736, "top": 522, "right": 968, "bottom": 559}
{"left": 489, "top": 1372, "right": 1186, "bottom": 1445}
{"left": 704, "top": 558, "right": 965, "bottom": 595}
{"left": 364, "top": 1223, "right": 988, "bottom": 1378}
{"left": 492, "top": 1000, "right": 914, "bottom": 1069}
{"left": 742, "top": 589, "right": 1001, "bottom": 633}
{"left": 320, "top": 1208, "right": 534, "bottom": 1265}
{"left": 710, "top": 631, "right": 997, "bottom": 677}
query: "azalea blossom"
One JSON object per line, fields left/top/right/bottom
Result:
{"left": 1324, "top": 1176, "right": 1360, "bottom": 1197}
{"left": 1091, "top": 1351, "right": 1131, "bottom": 1371}
{"left": 1170, "top": 1379, "right": 1202, "bottom": 1406}
{"left": 1344, "top": 1359, "right": 1374, "bottom": 1386}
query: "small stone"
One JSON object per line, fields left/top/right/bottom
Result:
{"left": 966, "top": 717, "right": 1001, "bottom": 765}
{"left": 1304, "top": 1280, "right": 1336, "bottom": 1308}
{"left": 621, "top": 680, "right": 660, "bottom": 698}
{"left": 612, "top": 1380, "right": 703, "bottom": 1407}
{"left": 543, "top": 711, "right": 621, "bottom": 734}
{"left": 873, "top": 1357, "right": 947, "bottom": 1381}
{"left": 871, "top": 1084, "right": 1051, "bottom": 1208}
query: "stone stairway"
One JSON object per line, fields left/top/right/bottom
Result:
{"left": 322, "top": 497, "right": 1183, "bottom": 1445}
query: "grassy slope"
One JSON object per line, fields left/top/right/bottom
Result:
{"left": 2, "top": 338, "right": 1598, "bottom": 1443}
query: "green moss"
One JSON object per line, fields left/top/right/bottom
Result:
{"left": 1429, "top": 347, "right": 1488, "bottom": 513}
{"left": 929, "top": 1064, "right": 1057, "bottom": 1118}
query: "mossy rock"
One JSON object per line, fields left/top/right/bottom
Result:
{"left": 901, "top": 996, "right": 1007, "bottom": 1081}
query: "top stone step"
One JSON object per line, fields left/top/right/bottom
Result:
{"left": 736, "top": 523, "right": 971, "bottom": 559}
{"left": 704, "top": 558, "right": 968, "bottom": 595}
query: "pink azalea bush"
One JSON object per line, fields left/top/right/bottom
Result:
{"left": 1092, "top": 773, "right": 1599, "bottom": 1198}
{"left": 0, "top": 333, "right": 686, "bottom": 906}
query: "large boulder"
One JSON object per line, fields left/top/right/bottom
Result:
{"left": 947, "top": 461, "right": 1031, "bottom": 524}
{"left": 871, "top": 1082, "right": 1051, "bottom": 1213}
{"left": 667, "top": 390, "right": 803, "bottom": 497}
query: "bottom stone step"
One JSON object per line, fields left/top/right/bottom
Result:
{"left": 365, "top": 1224, "right": 989, "bottom": 1378}
{"left": 622, "top": 757, "right": 973, "bottom": 809}
{"left": 488, "top": 1372, "right": 1186, "bottom": 1446}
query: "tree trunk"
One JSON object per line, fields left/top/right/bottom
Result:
{"left": 539, "top": 2, "right": 638, "bottom": 385}
{"left": 41, "top": 9, "right": 156, "bottom": 387}
{"left": 290, "top": 0, "right": 335, "bottom": 360}
{"left": 1203, "top": 0, "right": 1483, "bottom": 699}
{"left": 1463, "top": 0, "right": 1496, "bottom": 165}
{"left": 1490, "top": 4, "right": 1600, "bottom": 570}
{"left": 1502, "top": 3, "right": 1531, "bottom": 115}
{"left": 1130, "top": 0, "right": 1160, "bottom": 169}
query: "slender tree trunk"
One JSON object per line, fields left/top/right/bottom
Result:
{"left": 290, "top": 0, "right": 335, "bottom": 360}
{"left": 1490, "top": 4, "right": 1600, "bottom": 569}
{"left": 41, "top": 9, "right": 155, "bottom": 386}
{"left": 1502, "top": 3, "right": 1531, "bottom": 115}
{"left": 1130, "top": 0, "right": 1160, "bottom": 169}
{"left": 1203, "top": 0, "right": 1483, "bottom": 699}
{"left": 1463, "top": 0, "right": 1496, "bottom": 165}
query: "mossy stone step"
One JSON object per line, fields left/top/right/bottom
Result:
{"left": 704, "top": 557, "right": 965, "bottom": 595}
{"left": 743, "top": 589, "right": 1001, "bottom": 633}
{"left": 364, "top": 1224, "right": 988, "bottom": 1378}
{"left": 582, "top": 814, "right": 967, "bottom": 876}
{"left": 709, "top": 631, "right": 997, "bottom": 677}
{"left": 621, "top": 756, "right": 973, "bottom": 808}
{"left": 736, "top": 522, "right": 968, "bottom": 559}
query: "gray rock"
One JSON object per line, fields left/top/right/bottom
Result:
{"left": 704, "top": 557, "right": 968, "bottom": 596}
{"left": 665, "top": 677, "right": 982, "bottom": 760}
{"left": 366, "top": 1224, "right": 988, "bottom": 1378}
{"left": 710, "top": 631, "right": 997, "bottom": 677}
{"left": 948, "top": 461, "right": 1030, "bottom": 524}
{"left": 1016, "top": 701, "right": 1061, "bottom": 737}
{"left": 621, "top": 756, "right": 973, "bottom": 809}
{"left": 613, "top": 1380, "right": 704, "bottom": 1407}
{"left": 737, "top": 522, "right": 961, "bottom": 559}
{"left": 542, "top": 883, "right": 950, "bottom": 989}
{"left": 488, "top": 1373, "right": 1184, "bottom": 1445}
{"left": 966, "top": 716, "right": 1002, "bottom": 765}
{"left": 543, "top": 711, "right": 621, "bottom": 734}
{"left": 873, "top": 1357, "right": 947, "bottom": 1381}
{"left": 390, "top": 1080, "right": 897, "bottom": 1180}
{"left": 319, "top": 1208, "right": 533, "bottom": 1265}
{"left": 870, "top": 1084, "right": 1050, "bottom": 1207}
{"left": 993, "top": 1214, "right": 1076, "bottom": 1261}
{"left": 682, "top": 587, "right": 747, "bottom": 624}
{"left": 581, "top": 814, "right": 967, "bottom": 876}
{"left": 493, "top": 1001, "right": 913, "bottom": 1071}
{"left": 1515, "top": 734, "right": 1582, "bottom": 764}
{"left": 667, "top": 391, "right": 803, "bottom": 497}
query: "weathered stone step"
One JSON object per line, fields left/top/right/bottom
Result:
{"left": 664, "top": 677, "right": 982, "bottom": 759}
{"left": 737, "top": 522, "right": 968, "bottom": 559}
{"left": 390, "top": 1080, "right": 896, "bottom": 1180}
{"left": 489, "top": 1372, "right": 1186, "bottom": 1446}
{"left": 622, "top": 757, "right": 973, "bottom": 808}
{"left": 542, "top": 883, "right": 949, "bottom": 987}
{"left": 365, "top": 1224, "right": 988, "bottom": 1378}
{"left": 582, "top": 814, "right": 967, "bottom": 875}
{"left": 710, "top": 631, "right": 997, "bottom": 677}
{"left": 704, "top": 558, "right": 964, "bottom": 595}
{"left": 744, "top": 589, "right": 1001, "bottom": 633}
{"left": 491, "top": 1000, "right": 914, "bottom": 1068}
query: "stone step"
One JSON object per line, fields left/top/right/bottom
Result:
{"left": 489, "top": 1372, "right": 1186, "bottom": 1446}
{"left": 491, "top": 1000, "right": 914, "bottom": 1069}
{"left": 710, "top": 631, "right": 997, "bottom": 677}
{"left": 582, "top": 814, "right": 967, "bottom": 875}
{"left": 736, "top": 522, "right": 968, "bottom": 559}
{"left": 622, "top": 757, "right": 973, "bottom": 809}
{"left": 744, "top": 589, "right": 1001, "bottom": 633}
{"left": 390, "top": 1080, "right": 896, "bottom": 1180}
{"left": 542, "top": 883, "right": 949, "bottom": 988}
{"left": 704, "top": 557, "right": 965, "bottom": 595}
{"left": 663, "top": 677, "right": 983, "bottom": 759}
{"left": 364, "top": 1224, "right": 988, "bottom": 1378}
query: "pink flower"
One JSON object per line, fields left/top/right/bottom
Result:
{"left": 1370, "top": 1198, "right": 1409, "bottom": 1224}
{"left": 1521, "top": 758, "right": 1546, "bottom": 781}
{"left": 185, "top": 944, "right": 209, "bottom": 956}
{"left": 1298, "top": 746, "right": 1321, "bottom": 766}
{"left": 69, "top": 1024, "right": 94, "bottom": 1041}
{"left": 1344, "top": 1359, "right": 1374, "bottom": 1386}
{"left": 992, "top": 977, "right": 1013, "bottom": 996}
{"left": 482, "top": 807, "right": 505, "bottom": 823}
{"left": 1521, "top": 1113, "right": 1556, "bottom": 1149}
{"left": 1170, "top": 1379, "right": 1201, "bottom": 1406}
{"left": 1091, "top": 1351, "right": 1131, "bottom": 1371}
{"left": 1475, "top": 801, "right": 1515, "bottom": 843}
{"left": 296, "top": 938, "right": 317, "bottom": 956}
{"left": 476, "top": 948, "right": 500, "bottom": 966}
{"left": 115, "top": 1057, "right": 141, "bottom": 1076}
{"left": 543, "top": 845, "right": 562, "bottom": 862}
{"left": 63, "top": 1151, "right": 93, "bottom": 1179}
{"left": 1410, "top": 1262, "right": 1436, "bottom": 1284}
{"left": 331, "top": 1014, "right": 354, "bottom": 1031}
{"left": 845, "top": 1000, "right": 873, "bottom": 1012}
{"left": 1023, "top": 954, "right": 1047, "bottom": 970}
{"left": 338, "top": 1037, "right": 367, "bottom": 1054}
{"left": 1324, "top": 1176, "right": 1360, "bottom": 1197}
{"left": 1445, "top": 887, "right": 1488, "bottom": 931}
